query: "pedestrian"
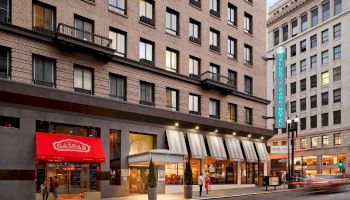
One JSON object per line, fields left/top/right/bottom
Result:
{"left": 198, "top": 173, "right": 204, "bottom": 196}
{"left": 53, "top": 176, "right": 59, "bottom": 200}
{"left": 205, "top": 172, "right": 210, "bottom": 195}
{"left": 49, "top": 177, "right": 54, "bottom": 199}
{"left": 40, "top": 181, "right": 48, "bottom": 200}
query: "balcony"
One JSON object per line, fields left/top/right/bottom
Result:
{"left": 200, "top": 71, "right": 237, "bottom": 95}
{"left": 55, "top": 23, "right": 114, "bottom": 61}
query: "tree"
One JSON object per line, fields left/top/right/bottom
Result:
{"left": 148, "top": 159, "right": 157, "bottom": 188}
{"left": 184, "top": 160, "right": 193, "bottom": 185}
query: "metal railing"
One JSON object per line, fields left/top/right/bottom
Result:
{"left": 200, "top": 71, "right": 237, "bottom": 89}
{"left": 57, "top": 23, "right": 112, "bottom": 48}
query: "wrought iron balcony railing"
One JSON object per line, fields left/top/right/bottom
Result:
{"left": 200, "top": 71, "right": 237, "bottom": 94}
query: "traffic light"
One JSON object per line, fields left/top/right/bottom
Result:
{"left": 338, "top": 161, "right": 344, "bottom": 171}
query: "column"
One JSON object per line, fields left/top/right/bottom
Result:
{"left": 264, "top": 163, "right": 268, "bottom": 176}
{"left": 237, "top": 161, "right": 242, "bottom": 185}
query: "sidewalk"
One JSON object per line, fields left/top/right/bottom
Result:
{"left": 103, "top": 185, "right": 292, "bottom": 200}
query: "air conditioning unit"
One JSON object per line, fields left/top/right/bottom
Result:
{"left": 210, "top": 9, "right": 219, "bottom": 17}
{"left": 210, "top": 44, "right": 220, "bottom": 52}
{"left": 140, "top": 59, "right": 154, "bottom": 66}
{"left": 140, "top": 16, "right": 155, "bottom": 26}
{"left": 189, "top": 36, "right": 200, "bottom": 44}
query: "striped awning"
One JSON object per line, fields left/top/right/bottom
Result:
{"left": 241, "top": 140, "right": 258, "bottom": 162}
{"left": 187, "top": 132, "right": 207, "bottom": 159}
{"left": 166, "top": 129, "right": 188, "bottom": 156}
{"left": 255, "top": 142, "right": 269, "bottom": 163}
{"left": 206, "top": 135, "right": 227, "bottom": 160}
{"left": 224, "top": 136, "right": 244, "bottom": 161}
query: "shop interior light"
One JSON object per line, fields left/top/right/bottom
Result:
{"left": 214, "top": 129, "right": 218, "bottom": 133}
{"left": 261, "top": 136, "right": 265, "bottom": 140}
{"left": 195, "top": 125, "right": 200, "bottom": 130}
{"left": 174, "top": 122, "right": 179, "bottom": 127}
{"left": 232, "top": 132, "right": 236, "bottom": 136}
{"left": 248, "top": 134, "right": 252, "bottom": 138}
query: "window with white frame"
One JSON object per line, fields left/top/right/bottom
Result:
{"left": 189, "top": 19, "right": 200, "bottom": 42}
{"left": 322, "top": 1, "right": 330, "bottom": 21}
{"left": 311, "top": 8, "right": 318, "bottom": 27}
{"left": 227, "top": 37, "right": 237, "bottom": 59}
{"left": 300, "top": 59, "right": 306, "bottom": 73}
{"left": 74, "top": 66, "right": 93, "bottom": 94}
{"left": 166, "top": 8, "right": 178, "bottom": 35}
{"left": 244, "top": 12, "right": 252, "bottom": 34}
{"left": 291, "top": 19, "right": 298, "bottom": 37}
{"left": 333, "top": 23, "right": 341, "bottom": 39}
{"left": 165, "top": 48, "right": 178, "bottom": 72}
{"left": 109, "top": 0, "right": 126, "bottom": 15}
{"left": 139, "top": 0, "right": 153, "bottom": 21}
{"left": 321, "top": 50, "right": 328, "bottom": 65}
{"left": 321, "top": 29, "right": 328, "bottom": 43}
{"left": 333, "top": 45, "right": 341, "bottom": 60}
{"left": 301, "top": 14, "right": 308, "bottom": 32}
{"left": 310, "top": 55, "right": 317, "bottom": 70}
{"left": 139, "top": 39, "right": 154, "bottom": 63}
{"left": 189, "top": 56, "right": 200, "bottom": 76}
{"left": 227, "top": 3, "right": 237, "bottom": 26}
{"left": 109, "top": 29, "right": 126, "bottom": 57}
{"left": 189, "top": 94, "right": 200, "bottom": 114}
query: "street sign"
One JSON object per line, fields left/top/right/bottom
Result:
{"left": 270, "top": 145, "right": 288, "bottom": 154}
{"left": 274, "top": 47, "right": 286, "bottom": 129}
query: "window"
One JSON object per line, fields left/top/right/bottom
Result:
{"left": 189, "top": 0, "right": 201, "bottom": 8}
{"left": 274, "top": 29, "right": 279, "bottom": 46}
{"left": 310, "top": 55, "right": 317, "bottom": 70}
{"left": 282, "top": 25, "right": 288, "bottom": 42}
{"left": 310, "top": 75, "right": 317, "bottom": 88}
{"left": 244, "top": 12, "right": 252, "bottom": 34}
{"left": 209, "top": 99, "right": 220, "bottom": 119}
{"left": 109, "top": 0, "right": 126, "bottom": 15}
{"left": 228, "top": 103, "right": 237, "bottom": 122}
{"left": 33, "top": 55, "right": 55, "bottom": 87}
{"left": 281, "top": 141, "right": 287, "bottom": 145}
{"left": 228, "top": 70, "right": 237, "bottom": 87}
{"left": 74, "top": 16, "right": 94, "bottom": 42}
{"left": 333, "top": 110, "right": 341, "bottom": 124}
{"left": 209, "top": 28, "right": 220, "bottom": 52}
{"left": 321, "top": 29, "right": 328, "bottom": 44}
{"left": 310, "top": 115, "right": 317, "bottom": 128}
{"left": 301, "top": 14, "right": 307, "bottom": 32}
{"left": 322, "top": 2, "right": 330, "bottom": 21}
{"left": 290, "top": 63, "right": 296, "bottom": 76}
{"left": 333, "top": 45, "right": 341, "bottom": 60}
{"left": 291, "top": 19, "right": 298, "bottom": 37}
{"left": 165, "top": 48, "right": 178, "bottom": 73}
{"left": 244, "top": 76, "right": 252, "bottom": 95}
{"left": 333, "top": 23, "right": 341, "bottom": 38}
{"left": 166, "top": 8, "right": 179, "bottom": 35}
{"left": 33, "top": 2, "right": 55, "bottom": 34}
{"left": 310, "top": 95, "right": 317, "bottom": 108}
{"left": 311, "top": 137, "right": 318, "bottom": 148}
{"left": 139, "top": 0, "right": 154, "bottom": 25}
{"left": 244, "top": 44, "right": 253, "bottom": 65}
{"left": 0, "top": 0, "right": 10, "bottom": 23}
{"left": 0, "top": 46, "right": 10, "bottom": 79}
{"left": 109, "top": 129, "right": 121, "bottom": 185}
{"left": 290, "top": 44, "right": 296, "bottom": 57}
{"left": 227, "top": 3, "right": 237, "bottom": 26}
{"left": 209, "top": 0, "right": 220, "bottom": 17}
{"left": 228, "top": 37, "right": 237, "bottom": 59}
{"left": 300, "top": 98, "right": 306, "bottom": 111}
{"left": 166, "top": 88, "right": 179, "bottom": 111}
{"left": 189, "top": 56, "right": 200, "bottom": 77}
{"left": 244, "top": 107, "right": 253, "bottom": 125}
{"left": 300, "top": 138, "right": 306, "bottom": 149}
{"left": 140, "top": 81, "right": 154, "bottom": 106}
{"left": 109, "top": 74, "right": 126, "bottom": 101}
{"left": 189, "top": 19, "right": 200, "bottom": 43}
{"left": 310, "top": 35, "right": 317, "bottom": 49}
{"left": 311, "top": 8, "right": 318, "bottom": 27}
{"left": 109, "top": 29, "right": 126, "bottom": 57}
{"left": 300, "top": 118, "right": 306, "bottom": 131}
{"left": 322, "top": 113, "right": 329, "bottom": 127}
{"left": 189, "top": 94, "right": 200, "bottom": 114}
{"left": 272, "top": 142, "right": 278, "bottom": 146}
{"left": 290, "top": 101, "right": 296, "bottom": 113}
{"left": 333, "top": 67, "right": 341, "bottom": 82}
{"left": 209, "top": 63, "right": 219, "bottom": 81}
{"left": 74, "top": 66, "right": 93, "bottom": 94}
{"left": 300, "top": 79, "right": 306, "bottom": 91}
{"left": 300, "top": 40, "right": 306, "bottom": 53}
{"left": 300, "top": 59, "right": 306, "bottom": 73}
{"left": 334, "top": 133, "right": 341, "bottom": 145}
{"left": 322, "top": 92, "right": 328, "bottom": 106}
{"left": 321, "top": 71, "right": 329, "bottom": 86}
{"left": 333, "top": 88, "right": 341, "bottom": 103}
{"left": 334, "top": 0, "right": 342, "bottom": 15}
{"left": 322, "top": 135, "right": 329, "bottom": 146}
{"left": 291, "top": 82, "right": 296, "bottom": 94}
{"left": 139, "top": 39, "right": 154, "bottom": 65}
{"left": 321, "top": 50, "right": 328, "bottom": 65}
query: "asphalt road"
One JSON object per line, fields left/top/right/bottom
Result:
{"left": 223, "top": 188, "right": 350, "bottom": 200}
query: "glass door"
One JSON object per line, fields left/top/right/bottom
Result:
{"left": 129, "top": 167, "right": 149, "bottom": 194}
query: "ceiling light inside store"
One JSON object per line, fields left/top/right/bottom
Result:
{"left": 174, "top": 122, "right": 179, "bottom": 127}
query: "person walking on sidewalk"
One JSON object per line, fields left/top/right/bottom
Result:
{"left": 205, "top": 172, "right": 210, "bottom": 195}
{"left": 198, "top": 173, "right": 204, "bottom": 196}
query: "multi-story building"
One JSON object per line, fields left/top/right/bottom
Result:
{"left": 0, "top": 0, "right": 270, "bottom": 199}
{"left": 266, "top": 0, "right": 350, "bottom": 177}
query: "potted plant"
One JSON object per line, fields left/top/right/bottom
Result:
{"left": 148, "top": 159, "right": 157, "bottom": 200}
{"left": 184, "top": 160, "right": 193, "bottom": 198}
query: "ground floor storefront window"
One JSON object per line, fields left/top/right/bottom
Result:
{"left": 190, "top": 159, "right": 201, "bottom": 185}
{"left": 129, "top": 167, "right": 148, "bottom": 194}
{"left": 204, "top": 157, "right": 238, "bottom": 184}
{"left": 241, "top": 162, "right": 257, "bottom": 184}
{"left": 165, "top": 163, "right": 184, "bottom": 185}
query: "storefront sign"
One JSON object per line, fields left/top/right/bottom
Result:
{"left": 274, "top": 47, "right": 286, "bottom": 129}
{"left": 269, "top": 176, "right": 279, "bottom": 186}
{"left": 53, "top": 139, "right": 91, "bottom": 153}
{"left": 270, "top": 146, "right": 288, "bottom": 154}
{"left": 158, "top": 170, "right": 165, "bottom": 181}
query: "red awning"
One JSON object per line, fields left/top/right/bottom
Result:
{"left": 36, "top": 132, "right": 106, "bottom": 163}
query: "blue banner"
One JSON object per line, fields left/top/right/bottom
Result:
{"left": 274, "top": 47, "right": 286, "bottom": 129}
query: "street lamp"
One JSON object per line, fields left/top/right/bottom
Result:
{"left": 287, "top": 117, "right": 299, "bottom": 189}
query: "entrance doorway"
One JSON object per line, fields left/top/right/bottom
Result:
{"left": 129, "top": 167, "right": 149, "bottom": 194}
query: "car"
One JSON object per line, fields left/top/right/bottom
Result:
{"left": 302, "top": 174, "right": 350, "bottom": 192}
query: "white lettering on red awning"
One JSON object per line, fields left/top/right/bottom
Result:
{"left": 53, "top": 139, "right": 91, "bottom": 153}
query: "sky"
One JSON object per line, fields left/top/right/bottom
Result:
{"left": 266, "top": 0, "right": 281, "bottom": 13}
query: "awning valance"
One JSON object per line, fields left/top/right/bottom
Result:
{"left": 206, "top": 135, "right": 227, "bottom": 160}
{"left": 241, "top": 140, "right": 258, "bottom": 163}
{"left": 187, "top": 132, "right": 207, "bottom": 159}
{"left": 224, "top": 136, "right": 244, "bottom": 161}
{"left": 35, "top": 132, "right": 106, "bottom": 163}
{"left": 166, "top": 129, "right": 188, "bottom": 156}
{"left": 128, "top": 149, "right": 185, "bottom": 166}
{"left": 255, "top": 142, "right": 269, "bottom": 163}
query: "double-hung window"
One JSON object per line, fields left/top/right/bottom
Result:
{"left": 228, "top": 70, "right": 237, "bottom": 87}
{"left": 244, "top": 44, "right": 253, "bottom": 65}
{"left": 310, "top": 115, "right": 317, "bottom": 129}
{"left": 74, "top": 16, "right": 94, "bottom": 42}
{"left": 0, "top": 46, "right": 10, "bottom": 79}
{"left": 139, "top": 39, "right": 154, "bottom": 65}
{"left": 109, "top": 74, "right": 126, "bottom": 101}
{"left": 189, "top": 56, "right": 200, "bottom": 77}
{"left": 300, "top": 138, "right": 306, "bottom": 148}
{"left": 310, "top": 75, "right": 317, "bottom": 88}
{"left": 244, "top": 12, "right": 253, "bottom": 34}
{"left": 282, "top": 25, "right": 288, "bottom": 41}
{"left": 322, "top": 135, "right": 329, "bottom": 145}
{"left": 301, "top": 14, "right": 307, "bottom": 32}
{"left": 321, "top": 29, "right": 328, "bottom": 43}
{"left": 334, "top": 133, "right": 341, "bottom": 145}
{"left": 139, "top": 0, "right": 154, "bottom": 25}
{"left": 310, "top": 35, "right": 317, "bottom": 49}
{"left": 290, "top": 44, "right": 296, "bottom": 57}
{"left": 209, "top": 99, "right": 220, "bottom": 119}
{"left": 166, "top": 8, "right": 178, "bottom": 35}
{"left": 300, "top": 98, "right": 306, "bottom": 111}
{"left": 209, "top": 28, "right": 220, "bottom": 52}
{"left": 334, "top": 0, "right": 342, "bottom": 15}
{"left": 300, "top": 59, "right": 306, "bottom": 73}
{"left": 321, "top": 71, "right": 329, "bottom": 86}
{"left": 140, "top": 81, "right": 154, "bottom": 106}
{"left": 333, "top": 110, "right": 341, "bottom": 124}
{"left": 245, "top": 107, "right": 253, "bottom": 125}
{"left": 244, "top": 75, "right": 252, "bottom": 95}
{"left": 165, "top": 48, "right": 178, "bottom": 73}
{"left": 209, "top": 0, "right": 220, "bottom": 17}
{"left": 310, "top": 95, "right": 317, "bottom": 108}
{"left": 333, "top": 89, "right": 341, "bottom": 103}
{"left": 109, "top": 0, "right": 126, "bottom": 15}
{"left": 290, "top": 63, "right": 296, "bottom": 76}
{"left": 33, "top": 55, "right": 55, "bottom": 87}
{"left": 333, "top": 45, "right": 341, "bottom": 60}
{"left": 291, "top": 82, "right": 296, "bottom": 94}
{"left": 189, "top": 19, "right": 200, "bottom": 44}
{"left": 189, "top": 94, "right": 200, "bottom": 114}
{"left": 227, "top": 3, "right": 237, "bottom": 26}
{"left": 33, "top": 2, "right": 55, "bottom": 35}
{"left": 109, "top": 29, "right": 126, "bottom": 57}
{"left": 311, "top": 8, "right": 318, "bottom": 27}
{"left": 209, "top": 63, "right": 219, "bottom": 81}
{"left": 166, "top": 88, "right": 179, "bottom": 111}
{"left": 291, "top": 19, "right": 298, "bottom": 37}
{"left": 74, "top": 65, "right": 93, "bottom": 94}
{"left": 300, "top": 79, "right": 306, "bottom": 91}
{"left": 227, "top": 37, "right": 237, "bottom": 59}
{"left": 322, "top": 92, "right": 328, "bottom": 106}
{"left": 322, "top": 50, "right": 328, "bottom": 65}
{"left": 290, "top": 101, "right": 296, "bottom": 113}
{"left": 300, "top": 118, "right": 306, "bottom": 131}
{"left": 311, "top": 136, "right": 318, "bottom": 148}
{"left": 300, "top": 40, "right": 306, "bottom": 53}
{"left": 333, "top": 67, "right": 341, "bottom": 82}
{"left": 0, "top": 0, "right": 10, "bottom": 23}
{"left": 228, "top": 103, "right": 237, "bottom": 122}
{"left": 310, "top": 55, "right": 317, "bottom": 70}
{"left": 333, "top": 23, "right": 341, "bottom": 39}
{"left": 322, "top": 2, "right": 330, "bottom": 21}
{"left": 274, "top": 29, "right": 279, "bottom": 46}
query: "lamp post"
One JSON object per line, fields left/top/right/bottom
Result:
{"left": 287, "top": 117, "right": 299, "bottom": 189}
